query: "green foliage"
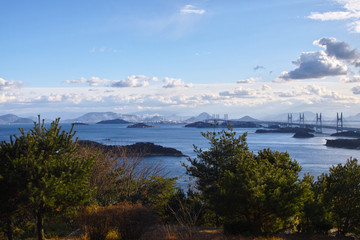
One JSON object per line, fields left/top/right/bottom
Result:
{"left": 0, "top": 117, "right": 94, "bottom": 240}
{"left": 322, "top": 158, "right": 360, "bottom": 235}
{"left": 298, "top": 173, "right": 332, "bottom": 234}
{"left": 184, "top": 127, "right": 306, "bottom": 235}
{"left": 184, "top": 128, "right": 249, "bottom": 222}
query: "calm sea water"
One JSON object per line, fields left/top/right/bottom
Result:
{"left": 1, "top": 123, "right": 359, "bottom": 186}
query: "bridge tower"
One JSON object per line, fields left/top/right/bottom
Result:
{"left": 299, "top": 113, "right": 305, "bottom": 128}
{"left": 288, "top": 113, "right": 292, "bottom": 127}
{"left": 336, "top": 112, "right": 343, "bottom": 132}
{"left": 316, "top": 113, "right": 322, "bottom": 133}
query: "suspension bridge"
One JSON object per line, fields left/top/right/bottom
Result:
{"left": 260, "top": 112, "right": 359, "bottom": 133}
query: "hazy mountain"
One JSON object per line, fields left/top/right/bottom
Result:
{"left": 185, "top": 112, "right": 211, "bottom": 122}
{"left": 237, "top": 116, "right": 259, "bottom": 122}
{"left": 0, "top": 114, "right": 34, "bottom": 124}
{"left": 130, "top": 110, "right": 189, "bottom": 122}
{"left": 0, "top": 114, "right": 19, "bottom": 123}
{"left": 13, "top": 117, "right": 34, "bottom": 123}
{"left": 348, "top": 113, "right": 360, "bottom": 121}
{"left": 144, "top": 115, "right": 165, "bottom": 122}
{"left": 65, "top": 112, "right": 140, "bottom": 123}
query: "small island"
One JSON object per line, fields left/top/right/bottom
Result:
{"left": 330, "top": 131, "right": 360, "bottom": 138}
{"left": 96, "top": 119, "right": 130, "bottom": 124}
{"left": 78, "top": 140, "right": 186, "bottom": 157}
{"left": 185, "top": 121, "right": 216, "bottom": 128}
{"left": 127, "top": 123, "right": 157, "bottom": 128}
{"left": 293, "top": 131, "right": 314, "bottom": 138}
{"left": 73, "top": 122, "right": 89, "bottom": 125}
{"left": 326, "top": 139, "right": 360, "bottom": 149}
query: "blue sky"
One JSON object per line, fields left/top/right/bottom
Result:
{"left": 1, "top": 0, "right": 360, "bottom": 119}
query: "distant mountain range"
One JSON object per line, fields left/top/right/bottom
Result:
{"left": 1, "top": 112, "right": 359, "bottom": 125}
{"left": 0, "top": 114, "right": 34, "bottom": 124}
{"left": 64, "top": 112, "right": 141, "bottom": 124}
{"left": 185, "top": 112, "right": 212, "bottom": 122}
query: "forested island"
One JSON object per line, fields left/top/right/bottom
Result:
{"left": 326, "top": 138, "right": 360, "bottom": 149}
{"left": 126, "top": 123, "right": 157, "bottom": 128}
{"left": 78, "top": 140, "right": 186, "bottom": 157}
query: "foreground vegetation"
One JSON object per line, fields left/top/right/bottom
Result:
{"left": 0, "top": 118, "right": 359, "bottom": 239}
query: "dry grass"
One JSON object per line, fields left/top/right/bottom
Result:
{"left": 29, "top": 226, "right": 355, "bottom": 240}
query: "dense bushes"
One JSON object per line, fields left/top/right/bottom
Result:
{"left": 77, "top": 202, "right": 156, "bottom": 240}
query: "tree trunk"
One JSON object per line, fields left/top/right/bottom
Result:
{"left": 5, "top": 217, "right": 13, "bottom": 240}
{"left": 36, "top": 210, "right": 45, "bottom": 240}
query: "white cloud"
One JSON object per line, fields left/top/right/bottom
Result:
{"left": 237, "top": 77, "right": 259, "bottom": 84}
{"left": 180, "top": 5, "right": 205, "bottom": 15}
{"left": 111, "top": 75, "right": 158, "bottom": 88}
{"left": 0, "top": 78, "right": 23, "bottom": 91}
{"left": 1, "top": 81, "right": 359, "bottom": 119}
{"left": 277, "top": 51, "right": 348, "bottom": 81}
{"left": 308, "top": 0, "right": 360, "bottom": 32}
{"left": 162, "top": 77, "right": 193, "bottom": 88}
{"left": 341, "top": 75, "right": 360, "bottom": 82}
{"left": 65, "top": 77, "right": 109, "bottom": 86}
{"left": 219, "top": 87, "right": 255, "bottom": 98}
{"left": 87, "top": 77, "right": 110, "bottom": 86}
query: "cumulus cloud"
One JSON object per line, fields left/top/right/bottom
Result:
{"left": 180, "top": 5, "right": 205, "bottom": 15}
{"left": 237, "top": 77, "right": 259, "bottom": 84}
{"left": 277, "top": 85, "right": 349, "bottom": 102}
{"left": 111, "top": 75, "right": 158, "bottom": 88}
{"left": 87, "top": 77, "right": 110, "bottom": 86}
{"left": 308, "top": 0, "right": 360, "bottom": 32}
{"left": 314, "top": 37, "right": 360, "bottom": 66}
{"left": 0, "top": 78, "right": 23, "bottom": 91}
{"left": 219, "top": 87, "right": 255, "bottom": 98}
{"left": 162, "top": 77, "right": 193, "bottom": 88}
{"left": 341, "top": 75, "right": 360, "bottom": 82}
{"left": 65, "top": 77, "right": 109, "bottom": 86}
{"left": 352, "top": 86, "right": 360, "bottom": 94}
{"left": 277, "top": 51, "right": 348, "bottom": 81}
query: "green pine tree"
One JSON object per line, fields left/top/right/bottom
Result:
{"left": 0, "top": 117, "right": 94, "bottom": 240}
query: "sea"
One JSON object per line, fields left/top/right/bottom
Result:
{"left": 1, "top": 123, "right": 360, "bottom": 186}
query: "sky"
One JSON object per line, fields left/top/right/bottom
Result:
{"left": 1, "top": 0, "right": 360, "bottom": 120}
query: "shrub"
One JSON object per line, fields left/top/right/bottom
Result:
{"left": 77, "top": 205, "right": 115, "bottom": 240}
{"left": 114, "top": 202, "right": 157, "bottom": 240}
{"left": 77, "top": 203, "right": 156, "bottom": 240}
